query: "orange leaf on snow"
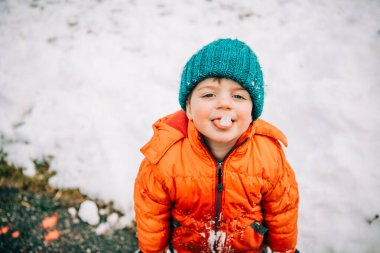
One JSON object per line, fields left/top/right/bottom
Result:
{"left": 42, "top": 214, "right": 58, "bottom": 230}
{"left": 0, "top": 226, "right": 9, "bottom": 235}
{"left": 44, "top": 230, "right": 60, "bottom": 242}
{"left": 12, "top": 231, "right": 20, "bottom": 238}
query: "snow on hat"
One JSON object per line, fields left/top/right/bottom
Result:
{"left": 179, "top": 38, "right": 264, "bottom": 121}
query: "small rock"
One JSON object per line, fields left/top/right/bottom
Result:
{"left": 41, "top": 214, "right": 58, "bottom": 229}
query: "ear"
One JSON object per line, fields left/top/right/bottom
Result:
{"left": 185, "top": 99, "right": 193, "bottom": 120}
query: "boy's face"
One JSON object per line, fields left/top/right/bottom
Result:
{"left": 186, "top": 78, "right": 253, "bottom": 149}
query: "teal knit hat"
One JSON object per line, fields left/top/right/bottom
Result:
{"left": 179, "top": 38, "right": 264, "bottom": 121}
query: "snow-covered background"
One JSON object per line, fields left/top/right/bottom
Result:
{"left": 1, "top": 0, "right": 379, "bottom": 251}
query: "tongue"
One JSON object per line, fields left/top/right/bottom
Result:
{"left": 218, "top": 116, "right": 232, "bottom": 127}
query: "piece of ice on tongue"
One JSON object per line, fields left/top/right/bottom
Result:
{"left": 220, "top": 115, "right": 232, "bottom": 126}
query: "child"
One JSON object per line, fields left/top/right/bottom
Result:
{"left": 134, "top": 38, "right": 299, "bottom": 253}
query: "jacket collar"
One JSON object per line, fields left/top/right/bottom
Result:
{"left": 140, "top": 110, "right": 288, "bottom": 164}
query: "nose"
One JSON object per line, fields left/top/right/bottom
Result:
{"left": 217, "top": 94, "right": 232, "bottom": 109}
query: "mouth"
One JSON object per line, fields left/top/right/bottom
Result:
{"left": 212, "top": 115, "right": 234, "bottom": 129}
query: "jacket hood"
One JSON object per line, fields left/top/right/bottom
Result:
{"left": 140, "top": 111, "right": 187, "bottom": 164}
{"left": 140, "top": 110, "right": 287, "bottom": 164}
{"left": 253, "top": 118, "right": 288, "bottom": 147}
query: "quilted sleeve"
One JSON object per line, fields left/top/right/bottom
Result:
{"left": 134, "top": 158, "right": 173, "bottom": 253}
{"left": 261, "top": 144, "right": 299, "bottom": 252}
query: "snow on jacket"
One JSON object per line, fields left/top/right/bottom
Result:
{"left": 134, "top": 110, "right": 299, "bottom": 253}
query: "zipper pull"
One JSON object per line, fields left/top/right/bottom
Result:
{"left": 217, "top": 162, "right": 223, "bottom": 192}
{"left": 217, "top": 162, "right": 223, "bottom": 177}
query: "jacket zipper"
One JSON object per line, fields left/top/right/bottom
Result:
{"left": 210, "top": 139, "right": 249, "bottom": 253}
{"left": 213, "top": 161, "right": 223, "bottom": 252}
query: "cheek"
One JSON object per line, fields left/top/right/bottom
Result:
{"left": 245, "top": 102, "right": 253, "bottom": 120}
{"left": 189, "top": 100, "right": 210, "bottom": 118}
{"left": 192, "top": 107, "right": 209, "bottom": 122}
{"left": 237, "top": 105, "right": 253, "bottom": 123}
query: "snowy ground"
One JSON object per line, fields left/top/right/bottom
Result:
{"left": 1, "top": 0, "right": 379, "bottom": 252}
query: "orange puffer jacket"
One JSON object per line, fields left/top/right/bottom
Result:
{"left": 134, "top": 110, "right": 299, "bottom": 253}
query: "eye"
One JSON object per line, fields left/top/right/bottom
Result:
{"left": 202, "top": 93, "right": 215, "bottom": 98}
{"left": 232, "top": 94, "right": 247, "bottom": 100}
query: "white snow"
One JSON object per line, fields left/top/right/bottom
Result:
{"left": 220, "top": 115, "right": 232, "bottom": 127}
{"left": 115, "top": 214, "right": 134, "bottom": 230}
{"left": 95, "top": 222, "right": 110, "bottom": 236}
{"left": 68, "top": 207, "right": 77, "bottom": 217}
{"left": 1, "top": 0, "right": 379, "bottom": 252}
{"left": 208, "top": 231, "right": 227, "bottom": 253}
{"left": 95, "top": 212, "right": 133, "bottom": 235}
{"left": 107, "top": 212, "right": 119, "bottom": 227}
{"left": 78, "top": 200, "right": 100, "bottom": 226}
